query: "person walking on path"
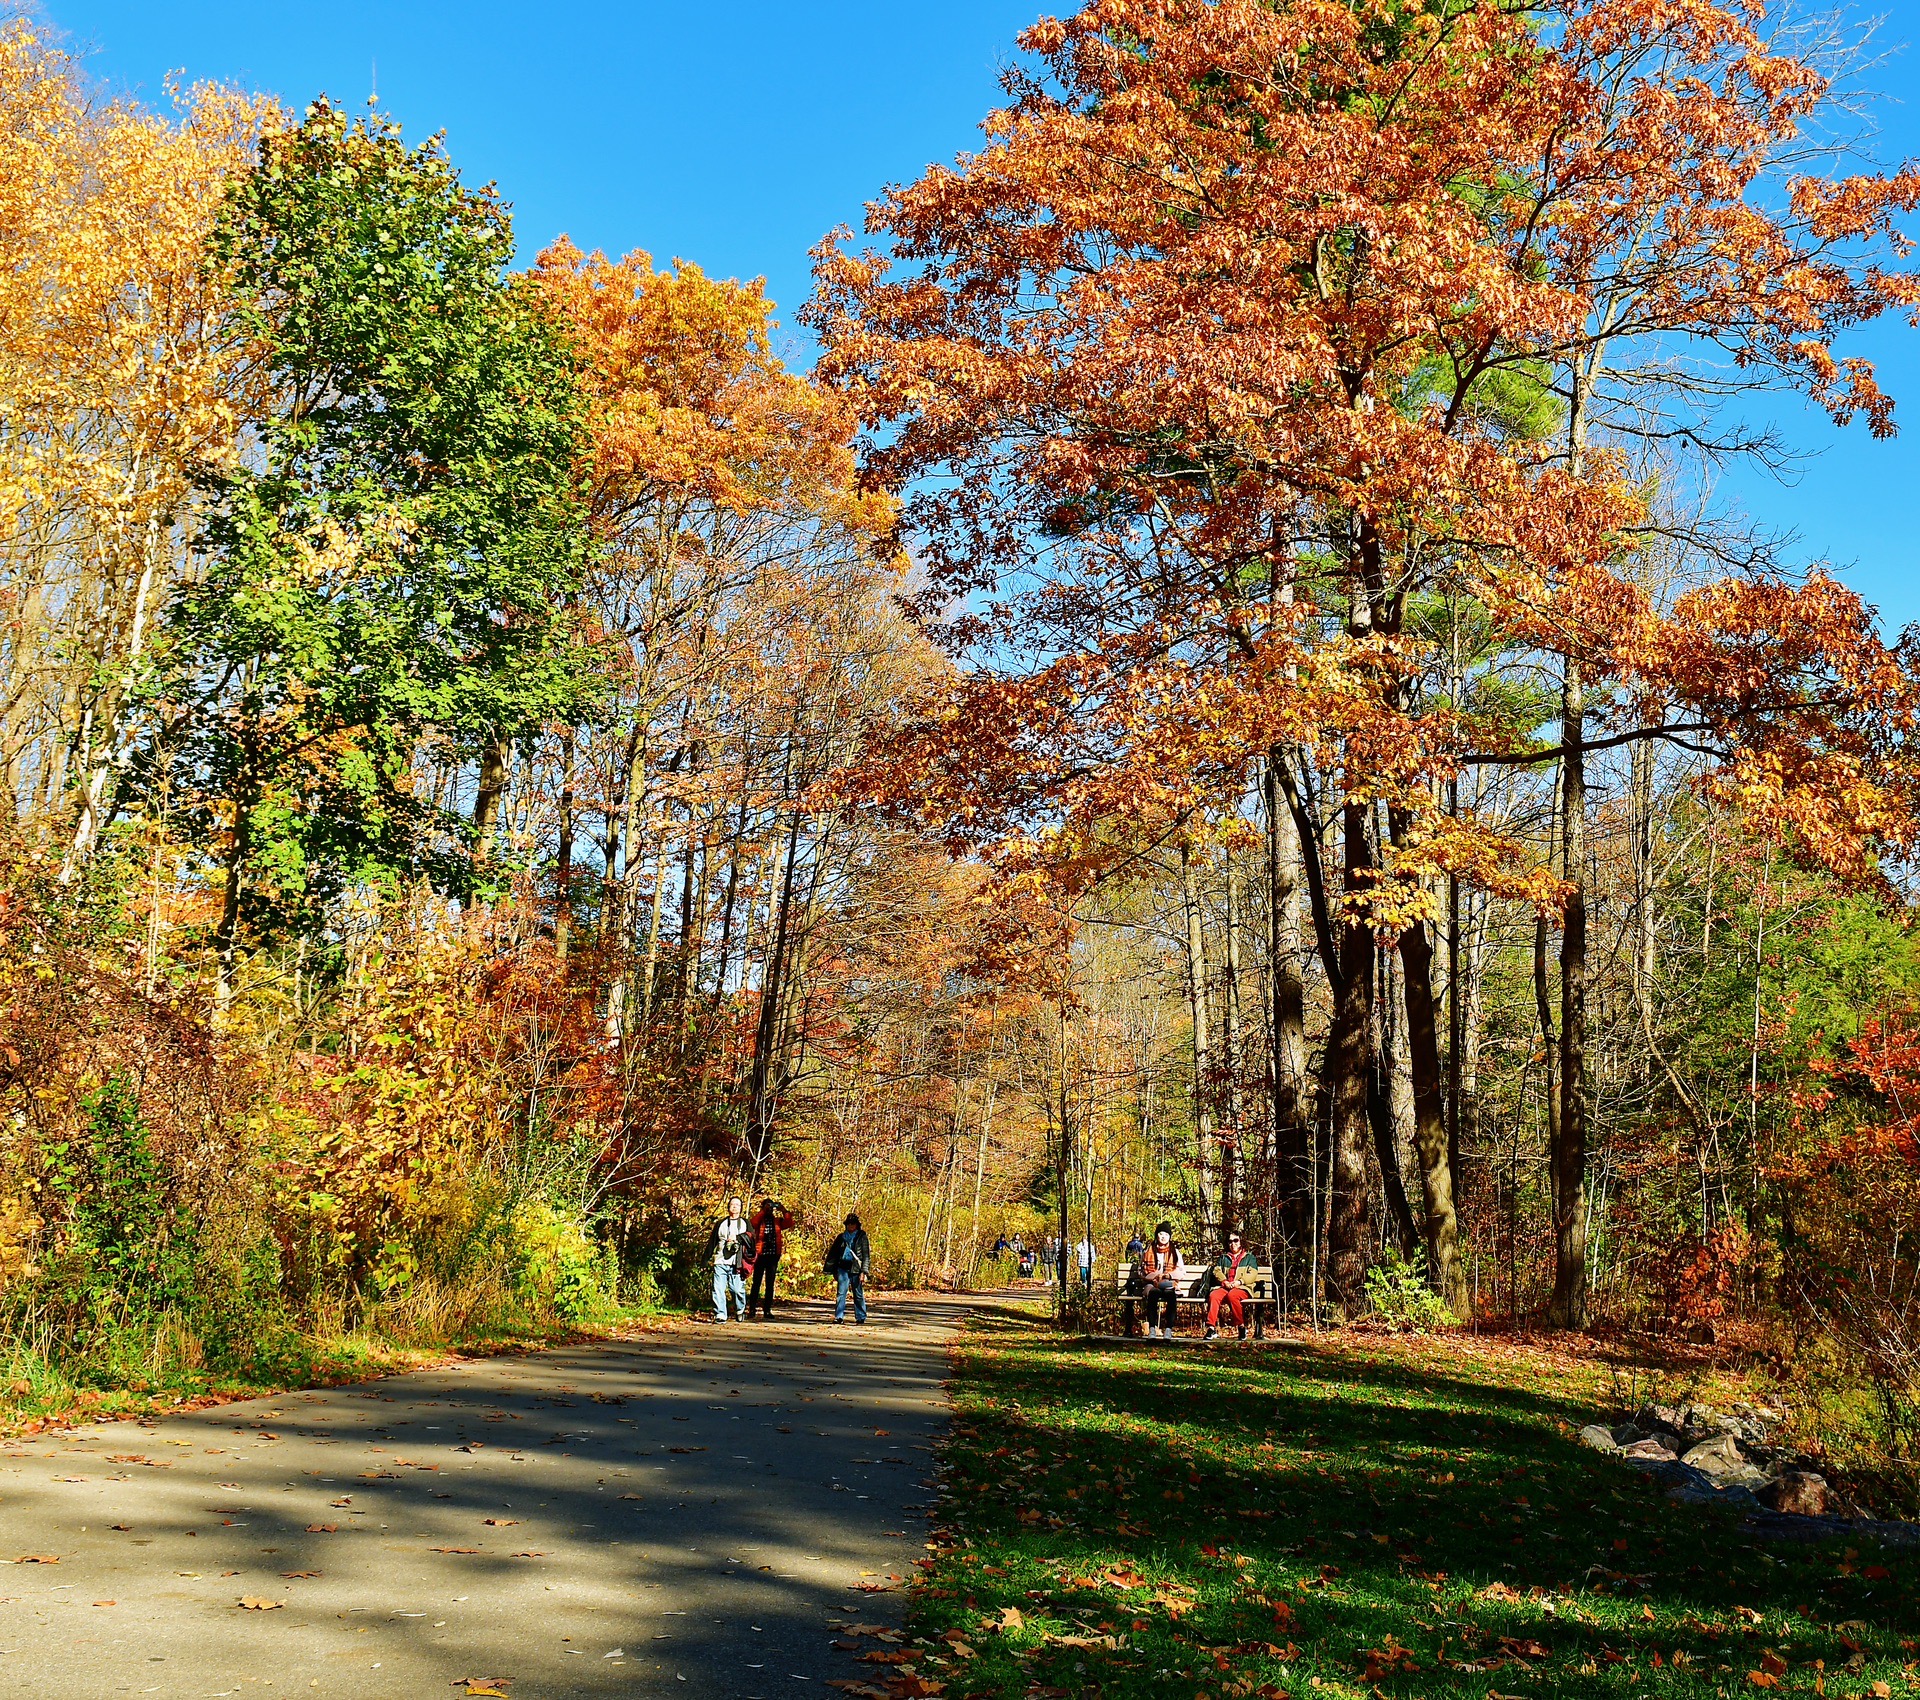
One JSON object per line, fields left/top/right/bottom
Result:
{"left": 1074, "top": 1235, "right": 1096, "bottom": 1290}
{"left": 709, "top": 1195, "right": 752, "bottom": 1322}
{"left": 1205, "top": 1227, "right": 1256, "bottom": 1340}
{"left": 825, "top": 1212, "right": 872, "bottom": 1323}
{"left": 1133, "top": 1221, "right": 1184, "bottom": 1338}
{"left": 747, "top": 1197, "right": 794, "bottom": 1318}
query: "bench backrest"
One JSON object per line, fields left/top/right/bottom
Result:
{"left": 1116, "top": 1263, "right": 1276, "bottom": 1300}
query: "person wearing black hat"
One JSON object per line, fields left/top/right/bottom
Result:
{"left": 823, "top": 1212, "right": 872, "bottom": 1324}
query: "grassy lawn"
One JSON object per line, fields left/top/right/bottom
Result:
{"left": 891, "top": 1316, "right": 1919, "bottom": 1700}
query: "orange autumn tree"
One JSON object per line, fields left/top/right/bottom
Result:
{"left": 812, "top": 0, "right": 1920, "bottom": 1316}
{"left": 529, "top": 242, "right": 931, "bottom": 1172}
{"left": 0, "top": 19, "right": 275, "bottom": 853}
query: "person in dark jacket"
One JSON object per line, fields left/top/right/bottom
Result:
{"left": 746, "top": 1197, "right": 794, "bottom": 1319}
{"left": 1131, "top": 1221, "right": 1184, "bottom": 1338}
{"left": 825, "top": 1213, "right": 872, "bottom": 1324}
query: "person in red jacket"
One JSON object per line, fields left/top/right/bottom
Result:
{"left": 746, "top": 1197, "right": 794, "bottom": 1319}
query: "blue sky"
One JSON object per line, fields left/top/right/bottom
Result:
{"left": 32, "top": 0, "right": 1920, "bottom": 632}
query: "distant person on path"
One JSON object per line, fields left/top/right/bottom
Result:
{"left": 746, "top": 1197, "right": 794, "bottom": 1319}
{"left": 708, "top": 1195, "right": 752, "bottom": 1323}
{"left": 1134, "top": 1222, "right": 1184, "bottom": 1338}
{"left": 1125, "top": 1231, "right": 1145, "bottom": 1263}
{"left": 993, "top": 1233, "right": 1011, "bottom": 1258}
{"left": 825, "top": 1212, "right": 872, "bottom": 1323}
{"left": 1074, "top": 1236, "right": 1096, "bottom": 1289}
{"left": 1205, "top": 1228, "right": 1256, "bottom": 1341}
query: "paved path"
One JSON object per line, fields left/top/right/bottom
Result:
{"left": 0, "top": 1295, "right": 990, "bottom": 1698}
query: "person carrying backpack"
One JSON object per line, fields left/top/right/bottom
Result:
{"left": 708, "top": 1195, "right": 752, "bottom": 1323}
{"left": 824, "top": 1212, "right": 872, "bottom": 1324}
{"left": 746, "top": 1197, "right": 794, "bottom": 1319}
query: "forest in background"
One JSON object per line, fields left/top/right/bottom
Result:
{"left": 4, "top": 0, "right": 1920, "bottom": 1506}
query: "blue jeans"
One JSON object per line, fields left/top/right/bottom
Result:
{"left": 712, "top": 1263, "right": 746, "bottom": 1321}
{"left": 834, "top": 1268, "right": 867, "bottom": 1322}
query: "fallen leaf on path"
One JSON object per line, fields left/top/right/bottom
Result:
{"left": 668, "top": 1446, "right": 707, "bottom": 1454}
{"left": 329, "top": 1497, "right": 351, "bottom": 1507}
{"left": 12, "top": 1555, "right": 56, "bottom": 1564}
{"left": 430, "top": 1546, "right": 481, "bottom": 1554}
{"left": 236, "top": 1597, "right": 282, "bottom": 1610}
{"left": 510, "top": 1551, "right": 549, "bottom": 1558}
{"left": 483, "top": 1518, "right": 519, "bottom": 1526}
{"left": 282, "top": 1571, "right": 320, "bottom": 1579}
{"left": 305, "top": 1524, "right": 337, "bottom": 1534}
{"left": 824, "top": 1684, "right": 887, "bottom": 1699}
{"left": 92, "top": 1599, "right": 114, "bottom": 1606}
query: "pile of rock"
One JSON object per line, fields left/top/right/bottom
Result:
{"left": 1577, "top": 1400, "right": 1835, "bottom": 1517}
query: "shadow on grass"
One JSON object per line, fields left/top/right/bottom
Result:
{"left": 914, "top": 1319, "right": 1920, "bottom": 1700}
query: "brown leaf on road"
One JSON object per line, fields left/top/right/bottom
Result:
{"left": 430, "top": 1546, "right": 482, "bottom": 1554}
{"left": 281, "top": 1571, "right": 320, "bottom": 1579}
{"left": 12, "top": 1555, "right": 57, "bottom": 1564}
{"left": 483, "top": 1518, "right": 519, "bottom": 1526}
{"left": 236, "top": 1597, "right": 282, "bottom": 1610}
{"left": 305, "top": 1524, "right": 337, "bottom": 1534}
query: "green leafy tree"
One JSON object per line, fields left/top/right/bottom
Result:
{"left": 142, "top": 100, "right": 594, "bottom": 998}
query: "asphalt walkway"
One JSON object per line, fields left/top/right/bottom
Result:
{"left": 0, "top": 1294, "right": 988, "bottom": 1698}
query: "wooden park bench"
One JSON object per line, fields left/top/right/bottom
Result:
{"left": 1116, "top": 1261, "right": 1280, "bottom": 1340}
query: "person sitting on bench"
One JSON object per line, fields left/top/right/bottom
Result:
{"left": 1134, "top": 1221, "right": 1183, "bottom": 1338}
{"left": 1206, "top": 1229, "right": 1256, "bottom": 1340}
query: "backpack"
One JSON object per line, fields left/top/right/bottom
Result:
{"left": 823, "top": 1233, "right": 847, "bottom": 1274}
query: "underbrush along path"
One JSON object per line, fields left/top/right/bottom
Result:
{"left": 912, "top": 1316, "right": 1920, "bottom": 1700}
{"left": 0, "top": 1295, "right": 984, "bottom": 1697}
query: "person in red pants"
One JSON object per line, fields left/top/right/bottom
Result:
{"left": 1205, "top": 1229, "right": 1256, "bottom": 1340}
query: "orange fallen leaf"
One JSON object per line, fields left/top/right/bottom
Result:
{"left": 236, "top": 1597, "right": 282, "bottom": 1610}
{"left": 305, "top": 1524, "right": 337, "bottom": 1534}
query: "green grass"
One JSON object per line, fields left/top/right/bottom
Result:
{"left": 897, "top": 1318, "right": 1920, "bottom": 1700}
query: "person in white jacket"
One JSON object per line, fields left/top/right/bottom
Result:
{"left": 708, "top": 1196, "right": 751, "bottom": 1322}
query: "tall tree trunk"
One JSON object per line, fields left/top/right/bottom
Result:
{"left": 1179, "top": 836, "right": 1216, "bottom": 1231}
{"left": 746, "top": 805, "right": 804, "bottom": 1171}
{"left": 1266, "top": 755, "right": 1310, "bottom": 1242}
{"left": 1221, "top": 841, "right": 1245, "bottom": 1229}
{"left": 472, "top": 732, "right": 509, "bottom": 861}
{"left": 554, "top": 727, "right": 576, "bottom": 961}
{"left": 1395, "top": 907, "right": 1469, "bottom": 1316}
{"left": 214, "top": 791, "right": 252, "bottom": 1015}
{"left": 1549, "top": 660, "right": 1591, "bottom": 1327}
{"left": 1369, "top": 945, "right": 1421, "bottom": 1260}
{"left": 1325, "top": 796, "right": 1375, "bottom": 1314}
